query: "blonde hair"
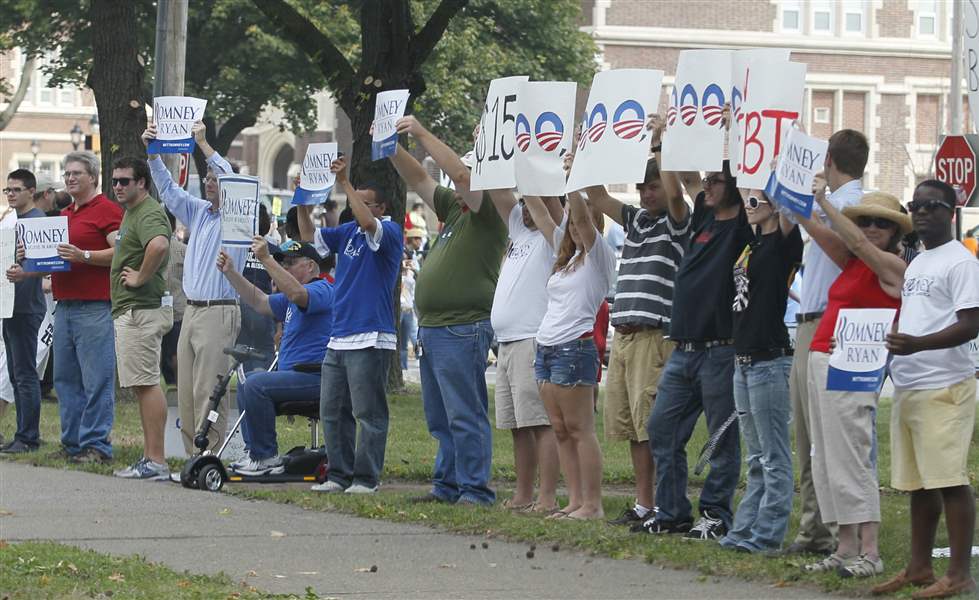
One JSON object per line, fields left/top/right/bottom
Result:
{"left": 552, "top": 202, "right": 604, "bottom": 274}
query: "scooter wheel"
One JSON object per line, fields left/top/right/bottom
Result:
{"left": 197, "top": 463, "right": 224, "bottom": 492}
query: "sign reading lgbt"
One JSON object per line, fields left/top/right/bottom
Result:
{"left": 371, "top": 89, "right": 410, "bottom": 161}
{"left": 827, "top": 308, "right": 897, "bottom": 392}
{"left": 18, "top": 216, "right": 70, "bottom": 272}
{"left": 219, "top": 175, "right": 260, "bottom": 247}
{"left": 513, "top": 81, "right": 576, "bottom": 196}
{"left": 148, "top": 96, "right": 207, "bottom": 154}
{"left": 292, "top": 143, "right": 338, "bottom": 206}
{"left": 566, "top": 69, "right": 664, "bottom": 193}
{"left": 764, "top": 128, "right": 827, "bottom": 218}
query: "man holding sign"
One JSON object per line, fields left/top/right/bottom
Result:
{"left": 877, "top": 180, "right": 979, "bottom": 598}
{"left": 143, "top": 121, "right": 246, "bottom": 453}
{"left": 50, "top": 151, "right": 123, "bottom": 464}
{"left": 1, "top": 169, "right": 46, "bottom": 453}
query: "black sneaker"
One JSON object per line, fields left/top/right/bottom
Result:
{"left": 683, "top": 509, "right": 727, "bottom": 541}
{"left": 0, "top": 440, "right": 38, "bottom": 454}
{"left": 408, "top": 493, "right": 451, "bottom": 504}
{"left": 608, "top": 507, "right": 647, "bottom": 526}
{"left": 630, "top": 515, "right": 693, "bottom": 534}
{"left": 69, "top": 447, "right": 111, "bottom": 465}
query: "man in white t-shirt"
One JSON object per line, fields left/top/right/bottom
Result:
{"left": 489, "top": 194, "right": 564, "bottom": 512}
{"left": 876, "top": 180, "right": 979, "bottom": 598}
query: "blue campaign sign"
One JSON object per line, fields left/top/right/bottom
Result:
{"left": 826, "top": 308, "right": 896, "bottom": 392}
{"left": 765, "top": 171, "right": 814, "bottom": 219}
{"left": 371, "top": 89, "right": 409, "bottom": 161}
{"left": 18, "top": 216, "right": 70, "bottom": 272}
{"left": 150, "top": 96, "right": 206, "bottom": 155}
{"left": 765, "top": 128, "right": 827, "bottom": 219}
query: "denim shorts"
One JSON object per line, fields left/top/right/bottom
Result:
{"left": 534, "top": 338, "right": 600, "bottom": 387}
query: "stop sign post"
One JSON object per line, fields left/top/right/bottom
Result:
{"left": 936, "top": 135, "right": 978, "bottom": 206}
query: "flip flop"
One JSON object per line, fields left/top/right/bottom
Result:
{"left": 544, "top": 508, "right": 572, "bottom": 520}
{"left": 502, "top": 498, "right": 534, "bottom": 512}
{"left": 523, "top": 502, "right": 559, "bottom": 514}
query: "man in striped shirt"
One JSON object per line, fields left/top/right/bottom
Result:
{"left": 584, "top": 125, "right": 691, "bottom": 527}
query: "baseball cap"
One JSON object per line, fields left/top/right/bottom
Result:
{"left": 273, "top": 240, "right": 321, "bottom": 263}
{"left": 35, "top": 173, "right": 58, "bottom": 191}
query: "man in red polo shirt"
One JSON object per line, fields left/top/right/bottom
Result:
{"left": 49, "top": 151, "right": 122, "bottom": 463}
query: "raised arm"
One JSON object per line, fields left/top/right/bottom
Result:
{"left": 331, "top": 156, "right": 377, "bottom": 235}
{"left": 489, "top": 189, "right": 518, "bottom": 224}
{"left": 252, "top": 236, "right": 309, "bottom": 309}
{"left": 297, "top": 204, "right": 315, "bottom": 243}
{"left": 216, "top": 249, "right": 272, "bottom": 316}
{"left": 522, "top": 195, "right": 559, "bottom": 248}
{"left": 397, "top": 116, "right": 482, "bottom": 212}
{"left": 389, "top": 144, "right": 437, "bottom": 212}
{"left": 567, "top": 191, "right": 597, "bottom": 252}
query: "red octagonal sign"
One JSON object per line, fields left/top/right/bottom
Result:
{"left": 936, "top": 135, "right": 976, "bottom": 202}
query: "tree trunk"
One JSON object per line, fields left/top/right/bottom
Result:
{"left": 0, "top": 55, "right": 36, "bottom": 131}
{"left": 87, "top": 0, "right": 147, "bottom": 196}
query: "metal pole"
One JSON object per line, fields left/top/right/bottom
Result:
{"left": 951, "top": 0, "right": 964, "bottom": 134}
{"left": 152, "top": 0, "right": 188, "bottom": 178}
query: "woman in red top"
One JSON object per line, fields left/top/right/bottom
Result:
{"left": 798, "top": 182, "right": 910, "bottom": 579}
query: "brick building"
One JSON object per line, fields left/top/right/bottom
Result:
{"left": 581, "top": 0, "right": 966, "bottom": 202}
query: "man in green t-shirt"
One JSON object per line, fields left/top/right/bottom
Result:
{"left": 108, "top": 157, "right": 173, "bottom": 481}
{"left": 389, "top": 116, "right": 507, "bottom": 506}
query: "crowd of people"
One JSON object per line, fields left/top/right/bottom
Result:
{"left": 2, "top": 104, "right": 978, "bottom": 598}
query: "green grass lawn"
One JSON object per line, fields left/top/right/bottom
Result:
{"left": 2, "top": 384, "right": 977, "bottom": 598}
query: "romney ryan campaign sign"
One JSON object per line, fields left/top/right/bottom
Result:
{"left": 18, "top": 216, "right": 70, "bottom": 272}
{"left": 148, "top": 96, "right": 207, "bottom": 154}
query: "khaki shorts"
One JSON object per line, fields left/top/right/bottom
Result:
{"left": 495, "top": 338, "right": 550, "bottom": 429}
{"left": 604, "top": 327, "right": 672, "bottom": 442}
{"left": 114, "top": 306, "right": 174, "bottom": 388}
{"left": 891, "top": 377, "right": 977, "bottom": 491}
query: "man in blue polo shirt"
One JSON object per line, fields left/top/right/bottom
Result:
{"left": 297, "top": 156, "right": 401, "bottom": 494}
{"left": 216, "top": 238, "right": 333, "bottom": 475}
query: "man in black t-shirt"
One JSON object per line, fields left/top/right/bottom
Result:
{"left": 637, "top": 161, "right": 752, "bottom": 541}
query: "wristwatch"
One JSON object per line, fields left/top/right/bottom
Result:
{"left": 83, "top": 250, "right": 91, "bottom": 262}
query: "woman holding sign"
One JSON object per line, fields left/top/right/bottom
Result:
{"left": 798, "top": 181, "right": 909, "bottom": 578}
{"left": 523, "top": 193, "right": 616, "bottom": 520}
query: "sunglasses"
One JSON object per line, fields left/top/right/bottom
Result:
{"left": 745, "top": 195, "right": 770, "bottom": 209}
{"left": 702, "top": 174, "right": 726, "bottom": 187}
{"left": 111, "top": 177, "right": 133, "bottom": 187}
{"left": 906, "top": 199, "right": 951, "bottom": 213}
{"left": 855, "top": 216, "right": 896, "bottom": 229}
{"left": 2, "top": 187, "right": 26, "bottom": 194}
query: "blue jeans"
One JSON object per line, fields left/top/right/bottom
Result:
{"left": 399, "top": 310, "right": 417, "bottom": 370}
{"left": 534, "top": 338, "right": 599, "bottom": 387}
{"left": 3, "top": 312, "right": 44, "bottom": 447}
{"left": 418, "top": 320, "right": 495, "bottom": 505}
{"left": 54, "top": 301, "right": 115, "bottom": 457}
{"left": 320, "top": 347, "right": 390, "bottom": 488}
{"left": 648, "top": 345, "right": 739, "bottom": 527}
{"left": 720, "top": 356, "right": 794, "bottom": 553}
{"left": 237, "top": 369, "right": 321, "bottom": 460}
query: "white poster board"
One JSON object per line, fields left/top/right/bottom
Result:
{"left": 292, "top": 142, "right": 338, "bottom": 206}
{"left": 219, "top": 175, "right": 260, "bottom": 247}
{"left": 371, "top": 89, "right": 410, "bottom": 161}
{"left": 827, "top": 308, "right": 897, "bottom": 392}
{"left": 148, "top": 96, "right": 207, "bottom": 154}
{"left": 566, "top": 69, "right": 664, "bottom": 193}
{"left": 764, "top": 128, "right": 828, "bottom": 218}
{"left": 730, "top": 48, "right": 791, "bottom": 172}
{"left": 661, "top": 49, "right": 732, "bottom": 171}
{"left": 737, "top": 60, "right": 807, "bottom": 190}
{"left": 965, "top": 5, "right": 979, "bottom": 133}
{"left": 471, "top": 76, "right": 529, "bottom": 191}
{"left": 513, "top": 81, "right": 576, "bottom": 196}
{"left": 18, "top": 216, "right": 70, "bottom": 272}
{"left": 0, "top": 210, "right": 15, "bottom": 319}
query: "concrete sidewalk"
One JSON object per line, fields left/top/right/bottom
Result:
{"left": 0, "top": 462, "right": 832, "bottom": 599}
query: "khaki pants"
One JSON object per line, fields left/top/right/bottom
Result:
{"left": 788, "top": 319, "right": 837, "bottom": 549}
{"left": 176, "top": 304, "right": 241, "bottom": 453}
{"left": 604, "top": 328, "right": 672, "bottom": 442}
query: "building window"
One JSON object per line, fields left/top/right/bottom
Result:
{"left": 781, "top": 0, "right": 801, "bottom": 31}
{"left": 843, "top": 1, "right": 864, "bottom": 34}
{"left": 918, "top": 0, "right": 937, "bottom": 37}
{"left": 812, "top": 0, "right": 834, "bottom": 34}
{"left": 814, "top": 107, "right": 831, "bottom": 124}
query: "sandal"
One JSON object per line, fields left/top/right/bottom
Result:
{"left": 502, "top": 498, "right": 534, "bottom": 512}
{"left": 545, "top": 509, "right": 572, "bottom": 520}
{"left": 838, "top": 554, "right": 884, "bottom": 579}
{"left": 803, "top": 553, "right": 849, "bottom": 573}
{"left": 520, "top": 502, "right": 558, "bottom": 514}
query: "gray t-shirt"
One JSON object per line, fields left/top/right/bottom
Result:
{"left": 13, "top": 207, "right": 46, "bottom": 314}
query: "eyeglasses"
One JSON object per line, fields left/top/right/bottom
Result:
{"left": 111, "top": 177, "right": 133, "bottom": 187}
{"left": 63, "top": 170, "right": 87, "bottom": 180}
{"left": 203, "top": 175, "right": 217, "bottom": 184}
{"left": 855, "top": 216, "right": 896, "bottom": 229}
{"left": 745, "top": 195, "right": 770, "bottom": 209}
{"left": 2, "top": 187, "right": 26, "bottom": 195}
{"left": 906, "top": 199, "right": 951, "bottom": 213}
{"left": 702, "top": 174, "right": 726, "bottom": 187}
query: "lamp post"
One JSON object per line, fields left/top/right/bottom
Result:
{"left": 30, "top": 139, "right": 40, "bottom": 173}
{"left": 70, "top": 123, "right": 83, "bottom": 151}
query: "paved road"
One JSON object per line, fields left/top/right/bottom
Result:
{"left": 0, "top": 463, "right": 833, "bottom": 599}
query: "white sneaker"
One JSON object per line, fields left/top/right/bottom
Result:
{"left": 229, "top": 455, "right": 251, "bottom": 471}
{"left": 233, "top": 456, "right": 284, "bottom": 476}
{"left": 345, "top": 483, "right": 379, "bottom": 494}
{"left": 310, "top": 480, "right": 345, "bottom": 493}
{"left": 113, "top": 458, "right": 170, "bottom": 481}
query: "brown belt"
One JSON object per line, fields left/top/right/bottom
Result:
{"left": 614, "top": 323, "right": 662, "bottom": 335}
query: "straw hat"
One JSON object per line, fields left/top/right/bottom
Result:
{"left": 841, "top": 192, "right": 912, "bottom": 236}
{"left": 405, "top": 227, "right": 427, "bottom": 239}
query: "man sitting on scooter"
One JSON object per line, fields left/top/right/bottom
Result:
{"left": 216, "top": 238, "right": 333, "bottom": 475}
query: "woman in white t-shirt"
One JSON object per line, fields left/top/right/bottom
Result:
{"left": 524, "top": 192, "right": 617, "bottom": 520}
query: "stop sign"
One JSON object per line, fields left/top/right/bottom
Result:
{"left": 936, "top": 135, "right": 976, "bottom": 202}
